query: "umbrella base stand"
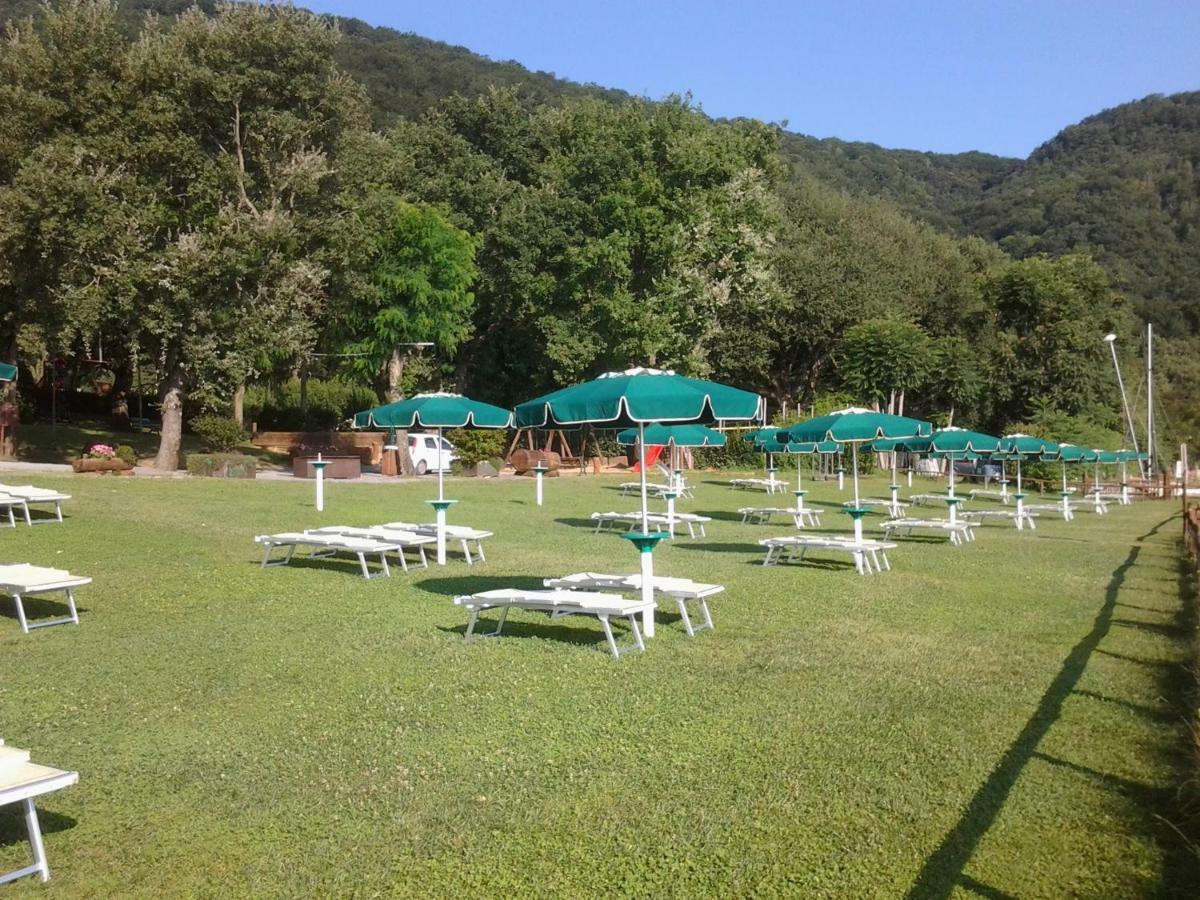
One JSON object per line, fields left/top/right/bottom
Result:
{"left": 662, "top": 491, "right": 679, "bottom": 537}
{"left": 426, "top": 499, "right": 458, "bottom": 565}
{"left": 622, "top": 532, "right": 670, "bottom": 637}
{"left": 1059, "top": 492, "right": 1074, "bottom": 522}
{"left": 998, "top": 479, "right": 1010, "bottom": 502}
{"left": 793, "top": 490, "right": 807, "bottom": 514}
{"left": 945, "top": 497, "right": 960, "bottom": 527}
{"left": 837, "top": 468, "right": 845, "bottom": 491}
{"left": 842, "top": 508, "right": 870, "bottom": 575}
{"left": 531, "top": 466, "right": 548, "bottom": 506}
{"left": 888, "top": 484, "right": 900, "bottom": 518}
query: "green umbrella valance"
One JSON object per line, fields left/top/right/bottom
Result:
{"left": 616, "top": 423, "right": 726, "bottom": 447}
{"left": 514, "top": 368, "right": 763, "bottom": 430}
{"left": 778, "top": 407, "right": 932, "bottom": 445}
{"left": 0, "top": 362, "right": 15, "bottom": 382}
{"left": 353, "top": 392, "right": 511, "bottom": 430}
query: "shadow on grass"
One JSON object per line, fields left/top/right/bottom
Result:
{"left": 0, "top": 807, "right": 77, "bottom": 849}
{"left": 0, "top": 595, "right": 86, "bottom": 626}
{"left": 906, "top": 512, "right": 1199, "bottom": 899}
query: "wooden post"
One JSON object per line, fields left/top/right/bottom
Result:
{"left": 1182, "top": 444, "right": 1188, "bottom": 537}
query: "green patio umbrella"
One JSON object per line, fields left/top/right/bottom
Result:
{"left": 998, "top": 434, "right": 1057, "bottom": 522}
{"left": 746, "top": 431, "right": 838, "bottom": 520}
{"left": 779, "top": 407, "right": 932, "bottom": 543}
{"left": 902, "top": 427, "right": 1000, "bottom": 526}
{"left": 353, "top": 392, "right": 512, "bottom": 565}
{"left": 1087, "top": 449, "right": 1122, "bottom": 510}
{"left": 515, "top": 367, "right": 763, "bottom": 637}
{"left": 617, "top": 423, "right": 726, "bottom": 532}
{"left": 1048, "top": 443, "right": 1098, "bottom": 521}
{"left": 1113, "top": 449, "right": 1149, "bottom": 504}
{"left": 0, "top": 362, "right": 15, "bottom": 382}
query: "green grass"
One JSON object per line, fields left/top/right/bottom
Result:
{"left": 1, "top": 471, "right": 1195, "bottom": 896}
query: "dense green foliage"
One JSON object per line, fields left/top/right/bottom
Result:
{"left": 188, "top": 414, "right": 245, "bottom": 452}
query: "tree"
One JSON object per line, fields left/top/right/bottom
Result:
{"left": 337, "top": 201, "right": 478, "bottom": 403}
{"left": 837, "top": 319, "right": 931, "bottom": 413}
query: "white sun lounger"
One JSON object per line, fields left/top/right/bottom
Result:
{"left": 908, "top": 493, "right": 966, "bottom": 508}
{"left": 544, "top": 572, "right": 723, "bottom": 636}
{"left": 881, "top": 518, "right": 976, "bottom": 545}
{"left": 961, "top": 509, "right": 1038, "bottom": 530}
{"left": 0, "top": 485, "right": 70, "bottom": 525}
{"left": 453, "top": 588, "right": 655, "bottom": 658}
{"left": 0, "top": 565, "right": 90, "bottom": 634}
{"left": 1023, "top": 502, "right": 1074, "bottom": 521}
{"left": 728, "top": 477, "right": 788, "bottom": 494}
{"left": 590, "top": 511, "right": 712, "bottom": 538}
{"left": 255, "top": 532, "right": 401, "bottom": 579}
{"left": 619, "top": 481, "right": 693, "bottom": 499}
{"left": 967, "top": 489, "right": 1011, "bottom": 504}
{"left": 738, "top": 506, "right": 823, "bottom": 527}
{"left": 304, "top": 526, "right": 434, "bottom": 571}
{"left": 0, "top": 740, "right": 78, "bottom": 884}
{"left": 382, "top": 522, "right": 492, "bottom": 564}
{"left": 0, "top": 494, "right": 31, "bottom": 528}
{"left": 841, "top": 498, "right": 910, "bottom": 519}
{"left": 758, "top": 536, "right": 896, "bottom": 575}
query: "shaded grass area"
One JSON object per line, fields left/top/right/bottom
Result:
{"left": 12, "top": 420, "right": 288, "bottom": 467}
{"left": 0, "top": 472, "right": 1196, "bottom": 895}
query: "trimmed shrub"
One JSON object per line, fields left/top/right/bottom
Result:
{"left": 114, "top": 445, "right": 138, "bottom": 467}
{"left": 186, "top": 452, "right": 256, "bottom": 478}
{"left": 446, "top": 428, "right": 508, "bottom": 467}
{"left": 191, "top": 415, "right": 246, "bottom": 452}
{"left": 244, "top": 378, "right": 378, "bottom": 431}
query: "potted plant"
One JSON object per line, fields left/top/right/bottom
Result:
{"left": 72, "top": 442, "right": 134, "bottom": 474}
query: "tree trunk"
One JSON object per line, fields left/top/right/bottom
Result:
{"left": 384, "top": 347, "right": 404, "bottom": 402}
{"left": 1, "top": 335, "right": 18, "bottom": 458}
{"left": 945, "top": 403, "right": 954, "bottom": 428}
{"left": 232, "top": 382, "right": 245, "bottom": 428}
{"left": 110, "top": 361, "right": 133, "bottom": 432}
{"left": 380, "top": 348, "right": 414, "bottom": 475}
{"left": 898, "top": 390, "right": 906, "bottom": 417}
{"left": 155, "top": 362, "right": 185, "bottom": 470}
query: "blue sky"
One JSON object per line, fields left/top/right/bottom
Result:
{"left": 304, "top": 0, "right": 1200, "bottom": 158}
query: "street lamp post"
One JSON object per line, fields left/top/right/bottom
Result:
{"left": 1103, "top": 334, "right": 1145, "bottom": 479}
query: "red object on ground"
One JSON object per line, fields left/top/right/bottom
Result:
{"left": 630, "top": 445, "right": 665, "bottom": 472}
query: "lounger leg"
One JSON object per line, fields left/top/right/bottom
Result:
{"left": 3, "top": 506, "right": 13, "bottom": 528}
{"left": 394, "top": 548, "right": 409, "bottom": 574}
{"left": 599, "top": 615, "right": 621, "bottom": 658}
{"left": 22, "top": 502, "right": 32, "bottom": 527}
{"left": 475, "top": 540, "right": 486, "bottom": 563}
{"left": 417, "top": 545, "right": 428, "bottom": 568}
{"left": 65, "top": 588, "right": 79, "bottom": 626}
{"left": 461, "top": 539, "right": 474, "bottom": 565}
{"left": 13, "top": 592, "right": 29, "bottom": 634}
{"left": 54, "top": 501, "right": 62, "bottom": 524}
{"left": 676, "top": 599, "right": 694, "bottom": 636}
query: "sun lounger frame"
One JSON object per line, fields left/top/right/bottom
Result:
{"left": 759, "top": 536, "right": 895, "bottom": 575}
{"left": 881, "top": 518, "right": 976, "bottom": 546}
{"left": 255, "top": 533, "right": 400, "bottom": 579}
{"left": 454, "top": 589, "right": 654, "bottom": 658}
{"left": 543, "top": 573, "right": 723, "bottom": 637}
{"left": 0, "top": 567, "right": 90, "bottom": 634}
{"left": 0, "top": 747, "right": 78, "bottom": 884}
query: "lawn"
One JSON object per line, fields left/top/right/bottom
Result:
{"left": 1, "top": 470, "right": 1195, "bottom": 896}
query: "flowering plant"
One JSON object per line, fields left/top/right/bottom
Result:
{"left": 85, "top": 443, "right": 116, "bottom": 460}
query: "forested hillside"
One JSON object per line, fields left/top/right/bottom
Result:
{"left": 969, "top": 93, "right": 1200, "bottom": 336}
{"left": 2, "top": 0, "right": 1195, "bottom": 338}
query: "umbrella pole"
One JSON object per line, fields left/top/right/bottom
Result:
{"left": 637, "top": 421, "right": 655, "bottom": 639}
{"left": 1061, "top": 462, "right": 1071, "bottom": 521}
{"left": 438, "top": 427, "right": 445, "bottom": 502}
{"left": 890, "top": 451, "right": 899, "bottom": 517}
{"left": 1015, "top": 458, "right": 1025, "bottom": 527}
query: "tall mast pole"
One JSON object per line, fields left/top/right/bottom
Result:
{"left": 1146, "top": 323, "right": 1154, "bottom": 476}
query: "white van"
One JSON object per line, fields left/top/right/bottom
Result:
{"left": 407, "top": 432, "right": 457, "bottom": 474}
